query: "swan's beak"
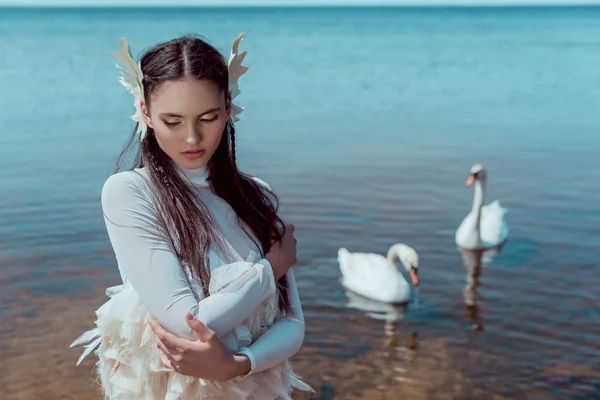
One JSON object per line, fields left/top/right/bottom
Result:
{"left": 466, "top": 174, "right": 476, "bottom": 186}
{"left": 409, "top": 267, "right": 419, "bottom": 287}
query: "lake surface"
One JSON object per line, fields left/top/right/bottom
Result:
{"left": 1, "top": 5, "right": 599, "bottom": 399}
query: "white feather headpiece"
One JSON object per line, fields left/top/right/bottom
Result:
{"left": 111, "top": 33, "right": 249, "bottom": 141}
{"left": 111, "top": 38, "right": 147, "bottom": 140}
{"left": 228, "top": 33, "right": 249, "bottom": 123}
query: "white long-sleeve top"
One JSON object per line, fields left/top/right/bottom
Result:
{"left": 100, "top": 165, "right": 304, "bottom": 375}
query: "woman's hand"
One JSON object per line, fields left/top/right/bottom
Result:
{"left": 266, "top": 223, "right": 298, "bottom": 281}
{"left": 148, "top": 313, "right": 251, "bottom": 381}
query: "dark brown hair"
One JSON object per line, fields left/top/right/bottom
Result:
{"left": 114, "top": 35, "right": 290, "bottom": 313}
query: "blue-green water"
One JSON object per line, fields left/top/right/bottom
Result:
{"left": 1, "top": 6, "right": 599, "bottom": 399}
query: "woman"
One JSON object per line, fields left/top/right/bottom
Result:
{"left": 71, "top": 33, "right": 311, "bottom": 399}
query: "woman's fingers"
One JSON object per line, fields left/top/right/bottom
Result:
{"left": 155, "top": 337, "right": 179, "bottom": 360}
{"left": 148, "top": 318, "right": 165, "bottom": 334}
{"left": 149, "top": 318, "right": 190, "bottom": 353}
{"left": 159, "top": 351, "right": 179, "bottom": 371}
{"left": 276, "top": 221, "right": 294, "bottom": 233}
{"left": 185, "top": 313, "right": 215, "bottom": 342}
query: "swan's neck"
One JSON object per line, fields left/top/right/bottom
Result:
{"left": 386, "top": 246, "right": 401, "bottom": 267}
{"left": 386, "top": 245, "right": 406, "bottom": 270}
{"left": 471, "top": 180, "right": 486, "bottom": 230}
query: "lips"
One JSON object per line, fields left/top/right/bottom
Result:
{"left": 182, "top": 149, "right": 206, "bottom": 160}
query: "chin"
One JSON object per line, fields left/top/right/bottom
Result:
{"left": 177, "top": 157, "right": 209, "bottom": 170}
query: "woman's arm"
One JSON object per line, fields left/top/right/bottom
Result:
{"left": 233, "top": 267, "right": 305, "bottom": 377}
{"left": 151, "top": 267, "right": 306, "bottom": 381}
{"left": 102, "top": 172, "right": 277, "bottom": 340}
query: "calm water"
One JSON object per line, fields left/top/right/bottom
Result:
{"left": 1, "top": 5, "right": 600, "bottom": 399}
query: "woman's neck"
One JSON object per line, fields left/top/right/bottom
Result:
{"left": 177, "top": 165, "right": 210, "bottom": 187}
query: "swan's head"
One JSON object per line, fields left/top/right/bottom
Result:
{"left": 387, "top": 244, "right": 420, "bottom": 286}
{"left": 467, "top": 164, "right": 487, "bottom": 186}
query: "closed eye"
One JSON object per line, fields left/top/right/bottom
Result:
{"left": 164, "top": 121, "right": 181, "bottom": 127}
{"left": 200, "top": 115, "right": 219, "bottom": 122}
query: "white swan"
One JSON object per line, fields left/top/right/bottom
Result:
{"left": 455, "top": 164, "right": 509, "bottom": 250}
{"left": 337, "top": 244, "right": 419, "bottom": 304}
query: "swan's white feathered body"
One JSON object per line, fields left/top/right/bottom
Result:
{"left": 337, "top": 244, "right": 418, "bottom": 304}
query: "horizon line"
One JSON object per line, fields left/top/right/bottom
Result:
{"left": 3, "top": 0, "right": 600, "bottom": 8}
{"left": 2, "top": 3, "right": 600, "bottom": 7}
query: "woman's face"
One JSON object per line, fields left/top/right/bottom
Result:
{"left": 141, "top": 77, "right": 229, "bottom": 169}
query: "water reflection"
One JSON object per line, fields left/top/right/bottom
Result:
{"left": 459, "top": 243, "right": 507, "bottom": 333}
{"left": 342, "top": 288, "right": 415, "bottom": 349}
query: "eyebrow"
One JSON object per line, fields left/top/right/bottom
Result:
{"left": 159, "top": 108, "right": 221, "bottom": 118}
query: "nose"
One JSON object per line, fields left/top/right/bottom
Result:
{"left": 185, "top": 125, "right": 202, "bottom": 145}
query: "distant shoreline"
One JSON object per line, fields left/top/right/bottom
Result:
{"left": 1, "top": 3, "right": 600, "bottom": 8}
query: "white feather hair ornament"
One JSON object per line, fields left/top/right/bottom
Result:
{"left": 111, "top": 33, "right": 249, "bottom": 141}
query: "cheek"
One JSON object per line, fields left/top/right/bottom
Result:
{"left": 153, "top": 127, "right": 178, "bottom": 155}
{"left": 205, "top": 121, "right": 226, "bottom": 150}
